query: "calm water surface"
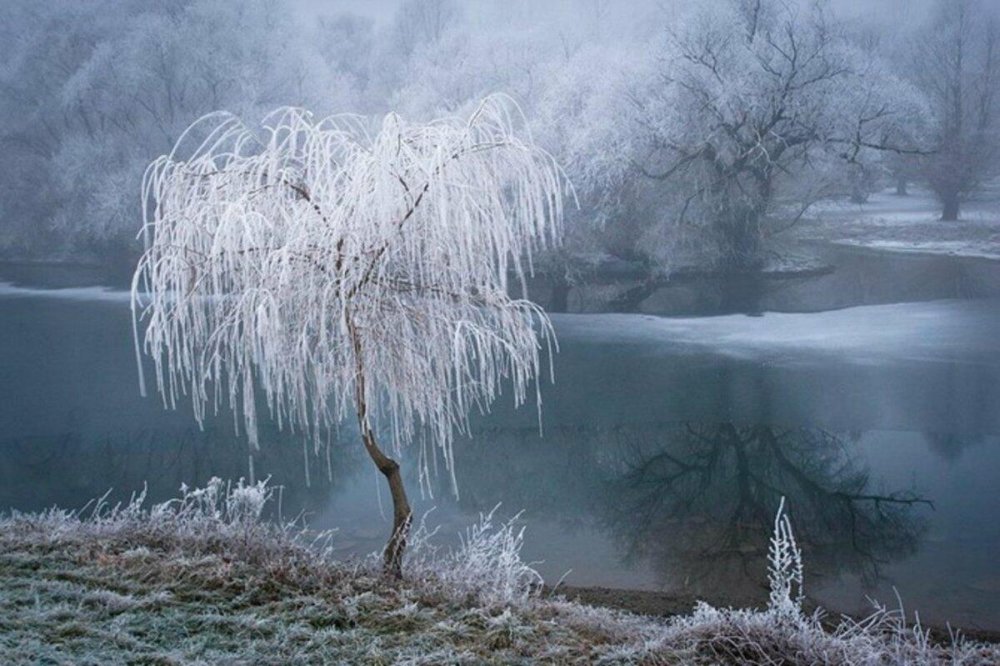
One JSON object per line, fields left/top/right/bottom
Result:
{"left": 1, "top": 260, "right": 998, "bottom": 630}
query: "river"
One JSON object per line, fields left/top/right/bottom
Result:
{"left": 1, "top": 252, "right": 998, "bottom": 631}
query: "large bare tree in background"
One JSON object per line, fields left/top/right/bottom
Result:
{"left": 629, "top": 0, "right": 927, "bottom": 270}
{"left": 915, "top": 0, "right": 999, "bottom": 221}
{"left": 132, "top": 96, "right": 567, "bottom": 577}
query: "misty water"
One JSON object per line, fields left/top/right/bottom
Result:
{"left": 1, "top": 254, "right": 999, "bottom": 631}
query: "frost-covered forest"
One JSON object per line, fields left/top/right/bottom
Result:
{"left": 2, "top": 0, "right": 998, "bottom": 274}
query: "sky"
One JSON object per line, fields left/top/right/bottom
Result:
{"left": 291, "top": 0, "right": 938, "bottom": 24}
{"left": 290, "top": 0, "right": 397, "bottom": 21}
{"left": 831, "top": 0, "right": 934, "bottom": 23}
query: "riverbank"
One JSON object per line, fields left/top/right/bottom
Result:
{"left": 554, "top": 585, "right": 1000, "bottom": 649}
{"left": 794, "top": 188, "right": 1000, "bottom": 261}
{"left": 2, "top": 481, "right": 997, "bottom": 664}
{"left": 5, "top": 203, "right": 1000, "bottom": 317}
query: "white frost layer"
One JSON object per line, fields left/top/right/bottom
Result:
{"left": 800, "top": 188, "right": 1000, "bottom": 261}
{"left": 3, "top": 279, "right": 998, "bottom": 366}
{"left": 834, "top": 239, "right": 1000, "bottom": 260}
{"left": 0, "top": 281, "right": 130, "bottom": 302}
{"left": 552, "top": 299, "right": 1000, "bottom": 365}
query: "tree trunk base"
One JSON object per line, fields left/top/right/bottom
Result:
{"left": 349, "top": 313, "right": 413, "bottom": 579}
{"left": 941, "top": 194, "right": 960, "bottom": 221}
{"left": 379, "top": 457, "right": 412, "bottom": 579}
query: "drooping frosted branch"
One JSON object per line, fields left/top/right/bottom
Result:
{"left": 132, "top": 95, "right": 569, "bottom": 492}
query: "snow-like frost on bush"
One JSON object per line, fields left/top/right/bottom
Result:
{"left": 767, "top": 495, "right": 804, "bottom": 616}
{"left": 1, "top": 477, "right": 334, "bottom": 570}
{"left": 405, "top": 504, "right": 542, "bottom": 607}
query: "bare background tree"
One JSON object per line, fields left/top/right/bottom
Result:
{"left": 914, "top": 0, "right": 1000, "bottom": 220}
{"left": 626, "top": 0, "right": 927, "bottom": 270}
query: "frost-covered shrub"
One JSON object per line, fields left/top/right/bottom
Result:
{"left": 767, "top": 496, "right": 804, "bottom": 617}
{"left": 1, "top": 477, "right": 334, "bottom": 572}
{"left": 405, "top": 505, "right": 542, "bottom": 607}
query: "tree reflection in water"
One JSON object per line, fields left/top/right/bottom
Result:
{"left": 449, "top": 420, "right": 935, "bottom": 604}
{"left": 603, "top": 423, "right": 932, "bottom": 602}
{"left": 2, "top": 419, "right": 937, "bottom": 606}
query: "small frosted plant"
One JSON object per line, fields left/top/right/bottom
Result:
{"left": 767, "top": 496, "right": 804, "bottom": 616}
{"left": 446, "top": 506, "right": 542, "bottom": 606}
{"left": 226, "top": 478, "right": 269, "bottom": 525}
{"left": 405, "top": 505, "right": 542, "bottom": 607}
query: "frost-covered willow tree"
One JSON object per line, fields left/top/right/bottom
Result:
{"left": 131, "top": 96, "right": 567, "bottom": 577}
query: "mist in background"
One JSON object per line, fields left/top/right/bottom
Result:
{"left": 1, "top": 0, "right": 996, "bottom": 276}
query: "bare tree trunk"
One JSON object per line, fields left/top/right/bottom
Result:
{"left": 346, "top": 311, "right": 412, "bottom": 579}
{"left": 850, "top": 176, "right": 867, "bottom": 204}
{"left": 550, "top": 274, "right": 570, "bottom": 313}
{"left": 360, "top": 423, "right": 412, "bottom": 579}
{"left": 718, "top": 207, "right": 764, "bottom": 272}
{"left": 941, "top": 190, "right": 961, "bottom": 221}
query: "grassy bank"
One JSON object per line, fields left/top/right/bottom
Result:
{"left": 1, "top": 480, "right": 996, "bottom": 665}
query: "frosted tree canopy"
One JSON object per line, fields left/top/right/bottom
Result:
{"left": 132, "top": 95, "right": 569, "bottom": 490}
